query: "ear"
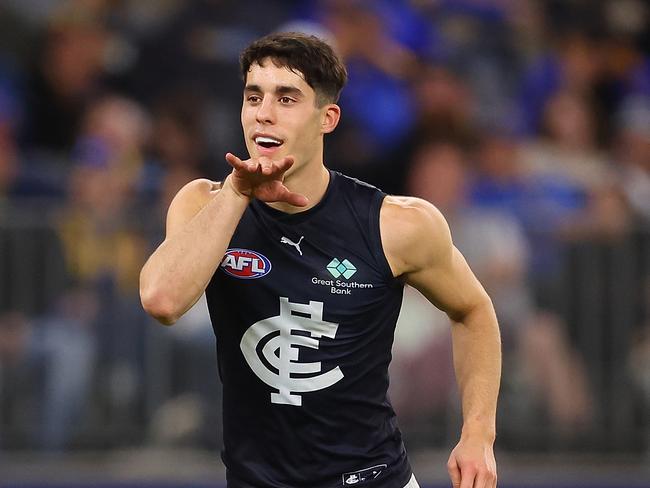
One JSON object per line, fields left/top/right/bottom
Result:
{"left": 321, "top": 104, "right": 341, "bottom": 134}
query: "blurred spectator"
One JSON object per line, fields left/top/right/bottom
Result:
{"left": 522, "top": 89, "right": 610, "bottom": 189}
{"left": 128, "top": 0, "right": 297, "bottom": 103}
{"left": 524, "top": 89, "right": 630, "bottom": 235}
{"left": 518, "top": 30, "right": 602, "bottom": 136}
{"left": 292, "top": 0, "right": 428, "bottom": 181}
{"left": 148, "top": 88, "right": 225, "bottom": 209}
{"left": 411, "top": 65, "right": 477, "bottom": 148}
{"left": 516, "top": 90, "right": 630, "bottom": 306}
{"left": 375, "top": 63, "right": 477, "bottom": 195}
{"left": 22, "top": 9, "right": 110, "bottom": 155}
{"left": 519, "top": 1, "right": 650, "bottom": 140}
{"left": 54, "top": 94, "right": 152, "bottom": 442}
{"left": 469, "top": 129, "right": 529, "bottom": 222}
{"left": 2, "top": 93, "right": 152, "bottom": 449}
{"left": 417, "top": 0, "right": 524, "bottom": 130}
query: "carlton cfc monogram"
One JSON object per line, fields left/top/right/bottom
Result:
{"left": 240, "top": 297, "right": 344, "bottom": 406}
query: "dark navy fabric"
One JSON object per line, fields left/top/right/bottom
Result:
{"left": 206, "top": 171, "right": 411, "bottom": 488}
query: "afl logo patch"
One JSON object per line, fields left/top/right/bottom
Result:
{"left": 220, "top": 248, "right": 272, "bottom": 279}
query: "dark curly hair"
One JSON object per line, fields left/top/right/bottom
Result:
{"left": 240, "top": 32, "right": 348, "bottom": 106}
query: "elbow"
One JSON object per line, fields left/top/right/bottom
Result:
{"left": 449, "top": 293, "right": 496, "bottom": 324}
{"left": 140, "top": 287, "right": 180, "bottom": 326}
{"left": 477, "top": 292, "right": 496, "bottom": 315}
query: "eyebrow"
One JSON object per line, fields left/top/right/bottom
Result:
{"left": 244, "top": 84, "right": 305, "bottom": 98}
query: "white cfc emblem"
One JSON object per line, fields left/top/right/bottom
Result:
{"left": 240, "top": 297, "right": 344, "bottom": 406}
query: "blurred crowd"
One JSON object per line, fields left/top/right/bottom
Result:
{"left": 0, "top": 0, "right": 649, "bottom": 454}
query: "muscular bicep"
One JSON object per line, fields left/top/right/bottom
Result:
{"left": 165, "top": 179, "right": 221, "bottom": 238}
{"left": 406, "top": 244, "right": 489, "bottom": 322}
{"left": 382, "top": 196, "right": 489, "bottom": 321}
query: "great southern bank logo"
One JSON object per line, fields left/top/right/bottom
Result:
{"left": 220, "top": 248, "right": 271, "bottom": 279}
{"left": 327, "top": 258, "right": 357, "bottom": 279}
{"left": 313, "top": 258, "right": 372, "bottom": 295}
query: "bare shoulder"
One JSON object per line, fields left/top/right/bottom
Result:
{"left": 166, "top": 178, "right": 222, "bottom": 235}
{"left": 170, "top": 178, "right": 221, "bottom": 211}
{"left": 174, "top": 178, "right": 221, "bottom": 203}
{"left": 380, "top": 195, "right": 452, "bottom": 277}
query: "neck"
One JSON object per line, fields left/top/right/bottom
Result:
{"left": 267, "top": 158, "right": 330, "bottom": 214}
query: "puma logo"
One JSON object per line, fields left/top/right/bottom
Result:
{"left": 280, "top": 236, "right": 304, "bottom": 256}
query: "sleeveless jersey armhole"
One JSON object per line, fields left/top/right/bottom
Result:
{"left": 369, "top": 191, "right": 396, "bottom": 283}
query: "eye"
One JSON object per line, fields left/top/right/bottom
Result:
{"left": 279, "top": 96, "right": 295, "bottom": 105}
{"left": 247, "top": 95, "right": 262, "bottom": 104}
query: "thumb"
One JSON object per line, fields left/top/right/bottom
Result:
{"left": 269, "top": 184, "right": 309, "bottom": 207}
{"left": 447, "top": 455, "right": 461, "bottom": 488}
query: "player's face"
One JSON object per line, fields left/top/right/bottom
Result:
{"left": 241, "top": 60, "right": 333, "bottom": 173}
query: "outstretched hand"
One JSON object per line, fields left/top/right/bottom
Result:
{"left": 225, "top": 153, "right": 308, "bottom": 207}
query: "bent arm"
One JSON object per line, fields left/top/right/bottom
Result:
{"left": 382, "top": 197, "right": 501, "bottom": 440}
{"left": 140, "top": 178, "right": 250, "bottom": 325}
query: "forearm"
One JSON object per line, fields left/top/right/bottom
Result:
{"left": 450, "top": 297, "right": 501, "bottom": 441}
{"left": 140, "top": 181, "right": 249, "bottom": 323}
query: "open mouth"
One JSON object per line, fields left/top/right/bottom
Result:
{"left": 254, "top": 135, "right": 284, "bottom": 149}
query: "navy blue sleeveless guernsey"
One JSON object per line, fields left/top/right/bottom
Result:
{"left": 206, "top": 170, "right": 412, "bottom": 488}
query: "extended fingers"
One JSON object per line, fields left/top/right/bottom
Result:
{"left": 283, "top": 190, "right": 309, "bottom": 207}
{"left": 276, "top": 156, "right": 295, "bottom": 172}
{"left": 271, "top": 184, "right": 308, "bottom": 207}
{"left": 226, "top": 153, "right": 295, "bottom": 175}
{"left": 225, "top": 152, "right": 247, "bottom": 170}
{"left": 250, "top": 159, "right": 276, "bottom": 176}
{"left": 227, "top": 152, "right": 264, "bottom": 173}
{"left": 260, "top": 156, "right": 294, "bottom": 176}
{"left": 254, "top": 181, "right": 308, "bottom": 207}
{"left": 255, "top": 156, "right": 295, "bottom": 178}
{"left": 225, "top": 153, "right": 264, "bottom": 173}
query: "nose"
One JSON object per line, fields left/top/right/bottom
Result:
{"left": 256, "top": 96, "right": 275, "bottom": 124}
